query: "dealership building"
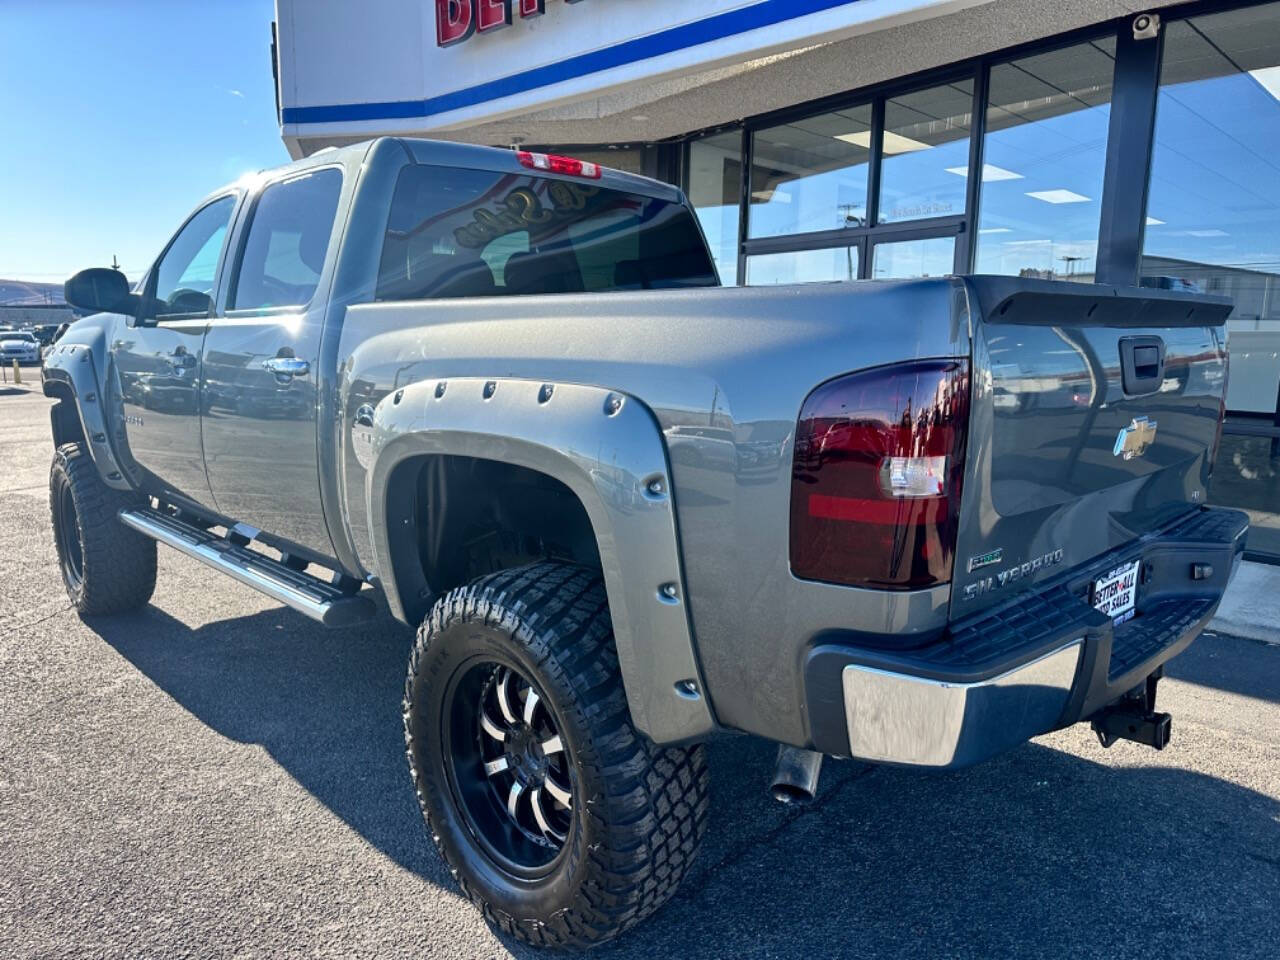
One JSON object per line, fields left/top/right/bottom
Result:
{"left": 274, "top": 0, "right": 1280, "bottom": 557}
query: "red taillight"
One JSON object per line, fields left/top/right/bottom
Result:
{"left": 790, "top": 359, "right": 970, "bottom": 590}
{"left": 516, "top": 150, "right": 603, "bottom": 179}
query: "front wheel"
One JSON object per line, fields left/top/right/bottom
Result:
{"left": 403, "top": 562, "right": 709, "bottom": 949}
{"left": 49, "top": 442, "right": 157, "bottom": 615}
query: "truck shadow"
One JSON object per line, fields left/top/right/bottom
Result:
{"left": 91, "top": 606, "right": 1279, "bottom": 959}
{"left": 90, "top": 604, "right": 445, "bottom": 883}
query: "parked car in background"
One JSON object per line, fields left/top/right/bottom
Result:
{"left": 0, "top": 330, "right": 42, "bottom": 365}
{"left": 32, "top": 324, "right": 61, "bottom": 346}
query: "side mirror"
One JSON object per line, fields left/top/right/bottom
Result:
{"left": 64, "top": 268, "right": 140, "bottom": 316}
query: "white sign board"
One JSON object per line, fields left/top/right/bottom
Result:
{"left": 277, "top": 0, "right": 981, "bottom": 139}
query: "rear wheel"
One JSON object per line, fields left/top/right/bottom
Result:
{"left": 403, "top": 562, "right": 709, "bottom": 948}
{"left": 49, "top": 442, "right": 156, "bottom": 615}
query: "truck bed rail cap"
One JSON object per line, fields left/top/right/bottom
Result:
{"left": 964, "top": 275, "right": 1233, "bottom": 328}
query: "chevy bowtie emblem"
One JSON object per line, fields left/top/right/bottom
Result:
{"left": 1114, "top": 416, "right": 1158, "bottom": 460}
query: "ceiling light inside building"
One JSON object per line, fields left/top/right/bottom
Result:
{"left": 1249, "top": 65, "right": 1280, "bottom": 100}
{"left": 836, "top": 131, "right": 930, "bottom": 153}
{"left": 945, "top": 163, "right": 1023, "bottom": 181}
{"left": 1026, "top": 189, "right": 1090, "bottom": 204}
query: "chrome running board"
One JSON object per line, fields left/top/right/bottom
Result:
{"left": 118, "top": 506, "right": 375, "bottom": 627}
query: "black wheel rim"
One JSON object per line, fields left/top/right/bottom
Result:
{"left": 443, "top": 659, "right": 574, "bottom": 878}
{"left": 53, "top": 478, "right": 84, "bottom": 592}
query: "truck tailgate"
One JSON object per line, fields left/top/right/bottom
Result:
{"left": 951, "top": 277, "right": 1232, "bottom": 619}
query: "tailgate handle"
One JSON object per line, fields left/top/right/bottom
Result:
{"left": 1120, "top": 336, "right": 1165, "bottom": 395}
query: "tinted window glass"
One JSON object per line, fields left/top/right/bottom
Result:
{"left": 375, "top": 166, "right": 717, "bottom": 301}
{"left": 749, "top": 104, "right": 872, "bottom": 238}
{"left": 877, "top": 80, "right": 973, "bottom": 223}
{"left": 974, "top": 39, "right": 1116, "bottom": 280}
{"left": 151, "top": 195, "right": 236, "bottom": 317}
{"left": 232, "top": 169, "right": 342, "bottom": 310}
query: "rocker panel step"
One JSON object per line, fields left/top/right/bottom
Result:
{"left": 118, "top": 507, "right": 375, "bottom": 627}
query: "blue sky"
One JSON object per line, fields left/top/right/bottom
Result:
{"left": 0, "top": 0, "right": 289, "bottom": 283}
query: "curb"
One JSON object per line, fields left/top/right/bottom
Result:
{"left": 1209, "top": 560, "right": 1280, "bottom": 646}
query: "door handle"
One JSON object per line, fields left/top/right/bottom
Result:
{"left": 262, "top": 356, "right": 310, "bottom": 382}
{"left": 1119, "top": 336, "right": 1165, "bottom": 395}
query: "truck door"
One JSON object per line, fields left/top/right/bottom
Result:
{"left": 200, "top": 167, "right": 343, "bottom": 559}
{"left": 114, "top": 193, "right": 238, "bottom": 508}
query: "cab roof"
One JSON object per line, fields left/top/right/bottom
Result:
{"left": 208, "top": 137, "right": 683, "bottom": 207}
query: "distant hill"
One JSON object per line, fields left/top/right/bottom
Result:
{"left": 0, "top": 279, "right": 65, "bottom": 306}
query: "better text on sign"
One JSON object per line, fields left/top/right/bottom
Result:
{"left": 436, "top": 0, "right": 587, "bottom": 47}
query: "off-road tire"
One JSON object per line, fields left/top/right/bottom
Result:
{"left": 403, "top": 561, "right": 710, "bottom": 949}
{"left": 49, "top": 442, "right": 157, "bottom": 615}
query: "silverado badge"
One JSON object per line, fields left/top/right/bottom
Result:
{"left": 1114, "top": 416, "right": 1157, "bottom": 460}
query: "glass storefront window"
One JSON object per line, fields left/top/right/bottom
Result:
{"left": 749, "top": 104, "right": 872, "bottom": 238}
{"left": 974, "top": 38, "right": 1116, "bottom": 281}
{"left": 878, "top": 79, "right": 973, "bottom": 223}
{"left": 745, "top": 246, "right": 859, "bottom": 285}
{"left": 686, "top": 132, "right": 742, "bottom": 285}
{"left": 1211, "top": 433, "right": 1280, "bottom": 558}
{"left": 871, "top": 236, "right": 955, "bottom": 279}
{"left": 1142, "top": 4, "right": 1280, "bottom": 415}
{"left": 1143, "top": 3, "right": 1280, "bottom": 561}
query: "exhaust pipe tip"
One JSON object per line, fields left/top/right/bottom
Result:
{"left": 770, "top": 746, "right": 823, "bottom": 805}
{"left": 770, "top": 782, "right": 814, "bottom": 805}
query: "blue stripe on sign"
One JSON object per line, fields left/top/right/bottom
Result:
{"left": 283, "top": 0, "right": 869, "bottom": 125}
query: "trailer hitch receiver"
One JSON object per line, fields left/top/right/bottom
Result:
{"left": 1091, "top": 668, "right": 1173, "bottom": 750}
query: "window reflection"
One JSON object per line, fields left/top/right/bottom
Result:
{"left": 749, "top": 104, "right": 872, "bottom": 237}
{"left": 686, "top": 132, "right": 743, "bottom": 285}
{"left": 746, "top": 246, "right": 859, "bottom": 285}
{"left": 1211, "top": 433, "right": 1280, "bottom": 557}
{"left": 872, "top": 236, "right": 955, "bottom": 279}
{"left": 974, "top": 39, "right": 1116, "bottom": 281}
{"left": 878, "top": 80, "right": 973, "bottom": 223}
{"left": 1142, "top": 5, "right": 1280, "bottom": 415}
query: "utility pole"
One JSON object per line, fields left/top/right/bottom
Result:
{"left": 1059, "top": 255, "right": 1084, "bottom": 278}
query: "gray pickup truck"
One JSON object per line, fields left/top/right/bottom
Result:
{"left": 46, "top": 138, "right": 1246, "bottom": 948}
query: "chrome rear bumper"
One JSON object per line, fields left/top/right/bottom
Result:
{"left": 841, "top": 640, "right": 1082, "bottom": 767}
{"left": 802, "top": 507, "right": 1248, "bottom": 769}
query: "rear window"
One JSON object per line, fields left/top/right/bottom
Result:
{"left": 375, "top": 165, "right": 718, "bottom": 301}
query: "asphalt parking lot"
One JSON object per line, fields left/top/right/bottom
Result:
{"left": 1, "top": 383, "right": 1278, "bottom": 959}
